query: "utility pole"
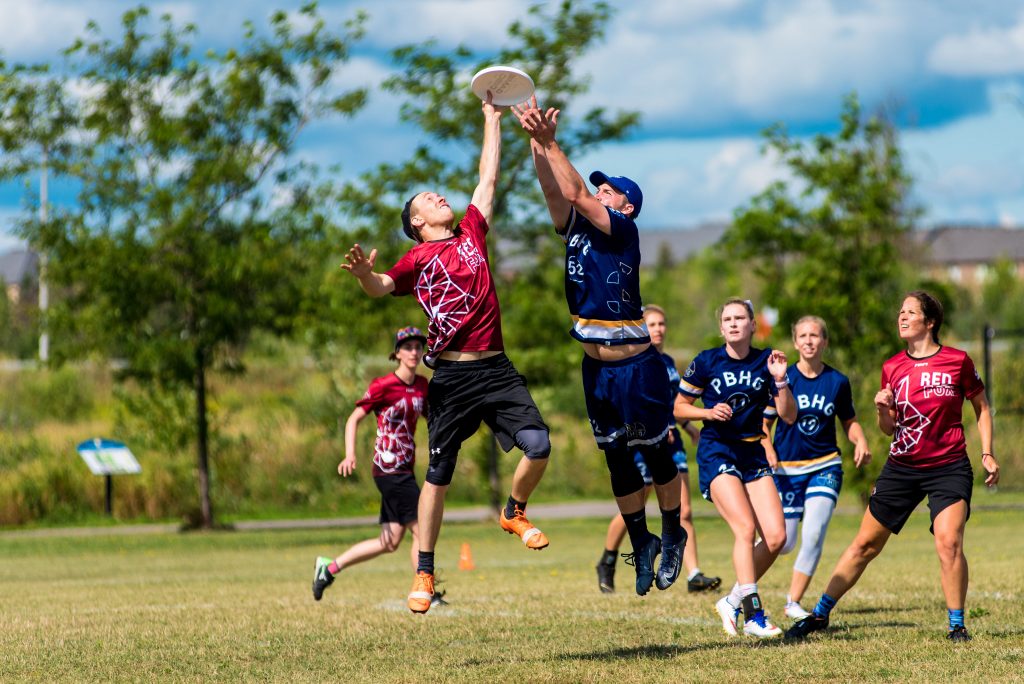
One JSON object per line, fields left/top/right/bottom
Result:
{"left": 38, "top": 149, "right": 49, "bottom": 364}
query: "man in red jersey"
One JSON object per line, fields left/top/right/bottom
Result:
{"left": 787, "top": 291, "right": 1000, "bottom": 643}
{"left": 341, "top": 94, "right": 551, "bottom": 614}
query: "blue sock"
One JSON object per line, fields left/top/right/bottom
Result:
{"left": 660, "top": 506, "right": 682, "bottom": 545}
{"left": 622, "top": 509, "right": 652, "bottom": 551}
{"left": 813, "top": 593, "right": 837, "bottom": 618}
{"left": 948, "top": 609, "right": 965, "bottom": 630}
{"left": 417, "top": 550, "right": 434, "bottom": 575}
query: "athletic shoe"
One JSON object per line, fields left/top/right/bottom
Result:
{"left": 312, "top": 556, "right": 334, "bottom": 601}
{"left": 687, "top": 571, "right": 722, "bottom": 593}
{"left": 408, "top": 571, "right": 434, "bottom": 614}
{"left": 596, "top": 557, "right": 616, "bottom": 594}
{"left": 622, "top": 534, "right": 661, "bottom": 596}
{"left": 743, "top": 610, "right": 783, "bottom": 638}
{"left": 946, "top": 626, "right": 971, "bottom": 642}
{"left": 715, "top": 595, "right": 741, "bottom": 636}
{"left": 430, "top": 590, "right": 449, "bottom": 608}
{"left": 655, "top": 529, "right": 686, "bottom": 590}
{"left": 499, "top": 507, "right": 549, "bottom": 550}
{"left": 784, "top": 601, "right": 811, "bottom": 620}
{"left": 785, "top": 613, "right": 830, "bottom": 639}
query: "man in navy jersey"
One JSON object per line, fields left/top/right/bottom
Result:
{"left": 342, "top": 94, "right": 552, "bottom": 614}
{"left": 514, "top": 97, "right": 687, "bottom": 596}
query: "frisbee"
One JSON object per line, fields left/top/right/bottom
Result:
{"left": 470, "top": 65, "right": 535, "bottom": 106}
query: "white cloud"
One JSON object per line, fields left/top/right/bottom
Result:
{"left": 928, "top": 14, "right": 1024, "bottom": 76}
{"left": 355, "top": 0, "right": 524, "bottom": 50}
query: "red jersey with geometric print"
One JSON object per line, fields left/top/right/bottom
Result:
{"left": 880, "top": 346, "right": 984, "bottom": 469}
{"left": 385, "top": 204, "right": 503, "bottom": 366}
{"left": 355, "top": 373, "right": 428, "bottom": 477}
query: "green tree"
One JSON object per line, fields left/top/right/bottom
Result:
{"left": 14, "top": 4, "right": 368, "bottom": 528}
{"left": 0, "top": 64, "right": 78, "bottom": 361}
{"left": 724, "top": 93, "right": 919, "bottom": 499}
{"left": 726, "top": 93, "right": 916, "bottom": 370}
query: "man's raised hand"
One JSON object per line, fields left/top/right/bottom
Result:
{"left": 341, "top": 244, "right": 377, "bottom": 278}
{"left": 512, "top": 95, "right": 559, "bottom": 145}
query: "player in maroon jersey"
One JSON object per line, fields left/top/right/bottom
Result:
{"left": 787, "top": 291, "right": 1000, "bottom": 642}
{"left": 341, "top": 94, "right": 552, "bottom": 614}
{"left": 311, "top": 327, "right": 443, "bottom": 604}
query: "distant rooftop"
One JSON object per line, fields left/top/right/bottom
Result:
{"left": 0, "top": 250, "right": 37, "bottom": 286}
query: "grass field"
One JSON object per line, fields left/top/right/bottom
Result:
{"left": 1, "top": 508, "right": 1021, "bottom": 683}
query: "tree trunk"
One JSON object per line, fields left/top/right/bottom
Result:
{"left": 195, "top": 345, "right": 214, "bottom": 528}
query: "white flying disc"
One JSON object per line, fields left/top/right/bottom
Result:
{"left": 470, "top": 65, "right": 535, "bottom": 106}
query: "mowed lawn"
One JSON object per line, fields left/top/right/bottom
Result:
{"left": 1, "top": 508, "right": 1021, "bottom": 683}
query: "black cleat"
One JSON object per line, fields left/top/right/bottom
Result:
{"left": 312, "top": 556, "right": 335, "bottom": 601}
{"left": 946, "top": 625, "right": 971, "bottom": 642}
{"left": 596, "top": 556, "right": 616, "bottom": 594}
{"left": 785, "top": 613, "right": 830, "bottom": 640}
{"left": 687, "top": 571, "right": 722, "bottom": 593}
{"left": 623, "top": 534, "right": 661, "bottom": 596}
{"left": 656, "top": 528, "right": 687, "bottom": 590}
{"left": 430, "top": 590, "right": 449, "bottom": 607}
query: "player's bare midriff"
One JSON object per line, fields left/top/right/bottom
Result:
{"left": 438, "top": 350, "right": 503, "bottom": 362}
{"left": 581, "top": 341, "right": 650, "bottom": 362}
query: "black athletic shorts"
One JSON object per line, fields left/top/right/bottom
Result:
{"left": 427, "top": 353, "right": 548, "bottom": 460}
{"left": 868, "top": 458, "right": 973, "bottom": 535}
{"left": 374, "top": 472, "right": 420, "bottom": 525}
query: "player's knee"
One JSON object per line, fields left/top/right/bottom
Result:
{"left": 605, "top": 450, "right": 645, "bottom": 497}
{"left": 934, "top": 531, "right": 962, "bottom": 562}
{"left": 381, "top": 537, "right": 400, "bottom": 553}
{"left": 645, "top": 441, "right": 680, "bottom": 486}
{"left": 425, "top": 454, "right": 458, "bottom": 486}
{"left": 516, "top": 428, "right": 551, "bottom": 460}
{"left": 850, "top": 537, "right": 883, "bottom": 563}
{"left": 780, "top": 533, "right": 798, "bottom": 556}
{"left": 763, "top": 526, "right": 787, "bottom": 554}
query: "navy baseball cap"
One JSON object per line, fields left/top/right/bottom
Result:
{"left": 589, "top": 171, "right": 643, "bottom": 218}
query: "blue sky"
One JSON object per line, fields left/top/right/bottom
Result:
{"left": 1, "top": 0, "right": 1022, "bottom": 250}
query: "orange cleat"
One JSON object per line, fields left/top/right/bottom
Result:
{"left": 408, "top": 571, "right": 435, "bottom": 614}
{"left": 499, "top": 507, "right": 549, "bottom": 550}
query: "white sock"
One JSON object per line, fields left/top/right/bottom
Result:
{"left": 727, "top": 582, "right": 743, "bottom": 607}
{"left": 687, "top": 567, "right": 701, "bottom": 581}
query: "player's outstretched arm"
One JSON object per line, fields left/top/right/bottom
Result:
{"left": 514, "top": 97, "right": 613, "bottom": 235}
{"left": 470, "top": 93, "right": 504, "bottom": 226}
{"left": 340, "top": 243, "right": 395, "bottom": 297}
{"left": 340, "top": 406, "right": 369, "bottom": 477}
{"left": 512, "top": 97, "right": 571, "bottom": 232}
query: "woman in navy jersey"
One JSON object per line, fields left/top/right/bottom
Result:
{"left": 767, "top": 316, "right": 871, "bottom": 620}
{"left": 675, "top": 297, "right": 796, "bottom": 639}
{"left": 311, "top": 327, "right": 441, "bottom": 605}
{"left": 787, "top": 291, "right": 999, "bottom": 642}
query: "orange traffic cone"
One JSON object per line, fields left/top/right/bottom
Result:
{"left": 458, "top": 542, "right": 475, "bottom": 571}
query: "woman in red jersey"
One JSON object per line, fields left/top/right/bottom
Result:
{"left": 787, "top": 291, "right": 999, "bottom": 642}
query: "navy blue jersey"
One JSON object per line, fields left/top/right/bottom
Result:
{"left": 679, "top": 346, "right": 777, "bottom": 442}
{"left": 561, "top": 206, "right": 649, "bottom": 345}
{"left": 773, "top": 364, "right": 856, "bottom": 476}
{"left": 662, "top": 353, "right": 681, "bottom": 402}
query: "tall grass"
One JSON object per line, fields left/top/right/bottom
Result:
{"left": 1, "top": 340, "right": 1020, "bottom": 527}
